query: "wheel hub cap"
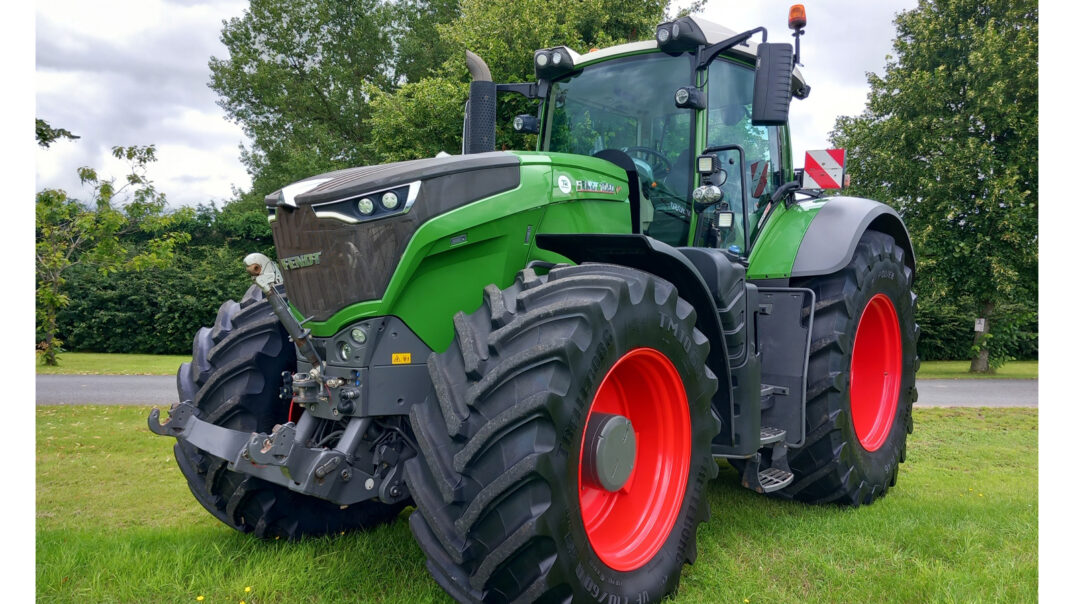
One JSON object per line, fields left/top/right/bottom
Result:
{"left": 581, "top": 413, "right": 636, "bottom": 492}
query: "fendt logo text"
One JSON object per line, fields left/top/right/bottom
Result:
{"left": 279, "top": 252, "right": 322, "bottom": 270}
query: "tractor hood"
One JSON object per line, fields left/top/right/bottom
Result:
{"left": 266, "top": 152, "right": 522, "bottom": 322}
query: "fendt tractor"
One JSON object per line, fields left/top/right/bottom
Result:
{"left": 150, "top": 6, "right": 917, "bottom": 602}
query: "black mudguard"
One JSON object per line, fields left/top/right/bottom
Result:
{"left": 791, "top": 196, "right": 916, "bottom": 279}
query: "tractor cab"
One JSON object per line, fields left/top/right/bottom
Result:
{"left": 528, "top": 16, "right": 809, "bottom": 256}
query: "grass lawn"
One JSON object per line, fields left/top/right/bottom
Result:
{"left": 35, "top": 352, "right": 190, "bottom": 375}
{"left": 37, "top": 405, "right": 1037, "bottom": 603}
{"left": 917, "top": 360, "right": 1037, "bottom": 380}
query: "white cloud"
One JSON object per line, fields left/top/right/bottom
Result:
{"left": 35, "top": 0, "right": 251, "bottom": 206}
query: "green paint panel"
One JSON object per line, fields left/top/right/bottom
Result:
{"left": 305, "top": 152, "right": 632, "bottom": 352}
{"left": 746, "top": 199, "right": 827, "bottom": 279}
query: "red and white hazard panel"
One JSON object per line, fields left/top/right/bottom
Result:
{"left": 803, "top": 149, "right": 845, "bottom": 190}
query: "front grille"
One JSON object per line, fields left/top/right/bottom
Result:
{"left": 269, "top": 155, "right": 521, "bottom": 321}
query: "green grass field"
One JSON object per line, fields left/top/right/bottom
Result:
{"left": 37, "top": 405, "right": 1037, "bottom": 603}
{"left": 36, "top": 352, "right": 190, "bottom": 375}
{"left": 916, "top": 360, "right": 1037, "bottom": 379}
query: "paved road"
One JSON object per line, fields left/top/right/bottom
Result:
{"left": 36, "top": 375, "right": 177, "bottom": 406}
{"left": 914, "top": 379, "right": 1037, "bottom": 407}
{"left": 35, "top": 375, "right": 1038, "bottom": 407}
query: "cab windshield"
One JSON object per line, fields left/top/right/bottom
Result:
{"left": 544, "top": 53, "right": 694, "bottom": 246}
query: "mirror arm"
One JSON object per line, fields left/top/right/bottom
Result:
{"left": 496, "top": 82, "right": 542, "bottom": 99}
{"left": 771, "top": 180, "right": 801, "bottom": 207}
{"left": 753, "top": 181, "right": 798, "bottom": 240}
{"left": 695, "top": 27, "right": 767, "bottom": 72}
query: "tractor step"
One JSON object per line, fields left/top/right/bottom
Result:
{"left": 740, "top": 439, "right": 795, "bottom": 494}
{"left": 758, "top": 425, "right": 786, "bottom": 445}
{"left": 755, "top": 467, "right": 794, "bottom": 493}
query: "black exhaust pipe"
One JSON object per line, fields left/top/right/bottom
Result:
{"left": 463, "top": 50, "right": 496, "bottom": 154}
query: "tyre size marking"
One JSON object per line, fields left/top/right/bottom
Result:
{"left": 658, "top": 312, "right": 692, "bottom": 355}
{"left": 574, "top": 563, "right": 639, "bottom": 604}
{"left": 391, "top": 353, "right": 412, "bottom": 365}
{"left": 879, "top": 270, "right": 895, "bottom": 280}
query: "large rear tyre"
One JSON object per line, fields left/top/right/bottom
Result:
{"left": 405, "top": 264, "right": 719, "bottom": 603}
{"left": 780, "top": 230, "right": 919, "bottom": 505}
{"left": 173, "top": 285, "right": 405, "bottom": 538}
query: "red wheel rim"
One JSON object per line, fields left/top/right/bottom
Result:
{"left": 849, "top": 294, "right": 903, "bottom": 451}
{"left": 578, "top": 347, "right": 691, "bottom": 571}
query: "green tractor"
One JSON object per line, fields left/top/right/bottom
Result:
{"left": 150, "top": 8, "right": 917, "bottom": 602}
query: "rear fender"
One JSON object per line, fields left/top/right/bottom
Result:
{"left": 792, "top": 196, "right": 915, "bottom": 278}
{"left": 747, "top": 196, "right": 915, "bottom": 281}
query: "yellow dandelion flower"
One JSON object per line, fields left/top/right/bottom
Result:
{"left": 245, "top": 587, "right": 252, "bottom": 593}
{"left": 196, "top": 597, "right": 204, "bottom": 602}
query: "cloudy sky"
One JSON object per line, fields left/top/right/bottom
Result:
{"left": 35, "top": 0, "right": 917, "bottom": 208}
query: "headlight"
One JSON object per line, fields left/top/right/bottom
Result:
{"left": 350, "top": 327, "right": 367, "bottom": 344}
{"left": 381, "top": 191, "right": 399, "bottom": 210}
{"left": 339, "top": 342, "right": 352, "bottom": 361}
{"left": 357, "top": 198, "right": 375, "bottom": 215}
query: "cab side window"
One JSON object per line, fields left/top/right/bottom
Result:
{"left": 701, "top": 59, "right": 782, "bottom": 249}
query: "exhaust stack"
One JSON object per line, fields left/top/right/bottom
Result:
{"left": 462, "top": 50, "right": 496, "bottom": 154}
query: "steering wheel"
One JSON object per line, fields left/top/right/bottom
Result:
{"left": 622, "top": 146, "right": 673, "bottom": 180}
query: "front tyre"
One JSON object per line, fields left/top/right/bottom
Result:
{"left": 173, "top": 285, "right": 405, "bottom": 538}
{"left": 405, "top": 264, "right": 719, "bottom": 602}
{"left": 783, "top": 230, "right": 919, "bottom": 506}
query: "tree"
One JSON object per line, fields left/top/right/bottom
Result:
{"left": 211, "top": 0, "right": 681, "bottom": 187}
{"left": 366, "top": 0, "right": 675, "bottom": 160}
{"left": 36, "top": 118, "right": 79, "bottom": 148}
{"left": 209, "top": 0, "right": 399, "bottom": 199}
{"left": 35, "top": 145, "right": 192, "bottom": 365}
{"left": 830, "top": 0, "right": 1037, "bottom": 372}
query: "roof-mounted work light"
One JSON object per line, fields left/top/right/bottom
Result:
{"left": 534, "top": 46, "right": 580, "bottom": 81}
{"left": 655, "top": 16, "right": 708, "bottom": 55}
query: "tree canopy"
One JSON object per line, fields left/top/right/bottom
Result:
{"left": 210, "top": 0, "right": 678, "bottom": 198}
{"left": 831, "top": 0, "right": 1037, "bottom": 370}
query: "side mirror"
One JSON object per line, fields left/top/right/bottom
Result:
{"left": 751, "top": 42, "right": 793, "bottom": 126}
{"left": 512, "top": 114, "right": 539, "bottom": 134}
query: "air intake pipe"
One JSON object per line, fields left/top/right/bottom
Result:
{"left": 462, "top": 50, "right": 496, "bottom": 154}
